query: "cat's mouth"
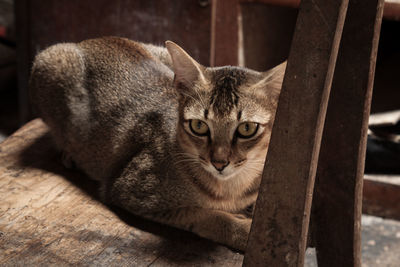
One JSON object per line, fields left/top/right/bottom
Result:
{"left": 199, "top": 156, "right": 248, "bottom": 180}
{"left": 205, "top": 163, "right": 242, "bottom": 180}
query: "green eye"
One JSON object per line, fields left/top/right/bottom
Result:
{"left": 189, "top": 119, "right": 209, "bottom": 136}
{"left": 237, "top": 122, "right": 259, "bottom": 138}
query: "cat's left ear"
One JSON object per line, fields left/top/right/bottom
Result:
{"left": 165, "top": 41, "right": 206, "bottom": 91}
{"left": 254, "top": 61, "right": 287, "bottom": 97}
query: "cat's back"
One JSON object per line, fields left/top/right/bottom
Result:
{"left": 78, "top": 37, "right": 174, "bottom": 103}
{"left": 31, "top": 37, "right": 175, "bottom": 121}
{"left": 30, "top": 37, "right": 177, "bottom": 181}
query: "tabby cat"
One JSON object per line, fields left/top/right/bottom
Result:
{"left": 29, "top": 37, "right": 286, "bottom": 251}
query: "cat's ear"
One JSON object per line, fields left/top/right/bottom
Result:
{"left": 254, "top": 61, "right": 287, "bottom": 97}
{"left": 165, "top": 41, "right": 206, "bottom": 90}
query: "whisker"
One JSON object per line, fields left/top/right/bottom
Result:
{"left": 193, "top": 88, "right": 207, "bottom": 109}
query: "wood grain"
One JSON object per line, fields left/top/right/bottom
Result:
{"left": 243, "top": 0, "right": 349, "bottom": 265}
{"left": 0, "top": 119, "right": 243, "bottom": 266}
{"left": 311, "top": 0, "right": 385, "bottom": 265}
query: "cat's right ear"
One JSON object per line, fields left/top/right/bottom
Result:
{"left": 252, "top": 61, "right": 287, "bottom": 98}
{"left": 165, "top": 41, "right": 206, "bottom": 91}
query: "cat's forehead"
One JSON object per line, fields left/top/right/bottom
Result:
{"left": 182, "top": 66, "right": 271, "bottom": 123}
{"left": 208, "top": 66, "right": 258, "bottom": 117}
{"left": 183, "top": 96, "right": 272, "bottom": 124}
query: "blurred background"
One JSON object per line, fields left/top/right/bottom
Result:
{"left": 0, "top": 0, "right": 399, "bottom": 265}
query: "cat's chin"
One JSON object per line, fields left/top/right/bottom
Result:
{"left": 213, "top": 173, "right": 237, "bottom": 181}
{"left": 203, "top": 166, "right": 239, "bottom": 181}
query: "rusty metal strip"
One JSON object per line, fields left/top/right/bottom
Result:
{"left": 243, "top": 0, "right": 349, "bottom": 266}
{"left": 311, "top": 0, "right": 385, "bottom": 265}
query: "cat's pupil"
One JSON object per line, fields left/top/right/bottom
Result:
{"left": 245, "top": 123, "right": 249, "bottom": 132}
{"left": 197, "top": 121, "right": 202, "bottom": 129}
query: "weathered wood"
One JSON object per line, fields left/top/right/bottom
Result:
{"left": 243, "top": 0, "right": 349, "bottom": 265}
{"left": 210, "top": 0, "right": 239, "bottom": 66}
{"left": 311, "top": 0, "right": 385, "bottom": 265}
{"left": 363, "top": 179, "right": 400, "bottom": 221}
{"left": 210, "top": 0, "right": 399, "bottom": 68}
{"left": 0, "top": 119, "right": 243, "bottom": 266}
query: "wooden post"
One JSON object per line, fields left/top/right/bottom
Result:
{"left": 210, "top": 0, "right": 239, "bottom": 66}
{"left": 243, "top": 0, "right": 348, "bottom": 265}
{"left": 311, "top": 0, "right": 385, "bottom": 265}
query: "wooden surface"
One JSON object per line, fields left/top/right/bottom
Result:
{"left": 311, "top": 0, "right": 385, "bottom": 265}
{"left": 243, "top": 0, "right": 349, "bottom": 265}
{"left": 0, "top": 119, "right": 244, "bottom": 266}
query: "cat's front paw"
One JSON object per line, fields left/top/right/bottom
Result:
{"left": 229, "top": 216, "right": 252, "bottom": 251}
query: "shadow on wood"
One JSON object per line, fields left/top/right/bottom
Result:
{"left": 0, "top": 119, "right": 243, "bottom": 266}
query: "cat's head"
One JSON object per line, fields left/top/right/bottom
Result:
{"left": 166, "top": 41, "right": 285, "bottom": 181}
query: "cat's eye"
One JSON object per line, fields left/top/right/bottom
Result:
{"left": 237, "top": 122, "right": 259, "bottom": 138}
{"left": 189, "top": 119, "right": 209, "bottom": 136}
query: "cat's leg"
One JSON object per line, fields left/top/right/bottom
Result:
{"left": 108, "top": 150, "right": 251, "bottom": 251}
{"left": 148, "top": 207, "right": 252, "bottom": 251}
{"left": 109, "top": 175, "right": 251, "bottom": 250}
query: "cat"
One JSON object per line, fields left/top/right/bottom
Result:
{"left": 29, "top": 36, "right": 286, "bottom": 251}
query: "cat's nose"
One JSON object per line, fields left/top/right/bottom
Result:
{"left": 211, "top": 160, "right": 230, "bottom": 172}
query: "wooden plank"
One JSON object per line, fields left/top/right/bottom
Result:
{"left": 0, "top": 119, "right": 243, "bottom": 266}
{"left": 210, "top": 0, "right": 239, "bottom": 66}
{"left": 363, "top": 179, "right": 400, "bottom": 221}
{"left": 311, "top": 0, "right": 385, "bottom": 265}
{"left": 242, "top": 0, "right": 348, "bottom": 265}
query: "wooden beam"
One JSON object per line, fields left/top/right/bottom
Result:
{"left": 363, "top": 179, "right": 400, "bottom": 220}
{"left": 243, "top": 0, "right": 348, "bottom": 265}
{"left": 311, "top": 0, "right": 385, "bottom": 265}
{"left": 210, "top": 0, "right": 240, "bottom": 66}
